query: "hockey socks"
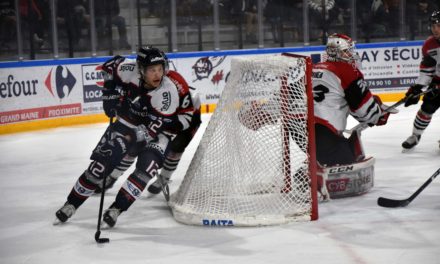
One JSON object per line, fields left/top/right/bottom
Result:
{"left": 402, "top": 110, "right": 432, "bottom": 150}
{"left": 413, "top": 109, "right": 432, "bottom": 134}
{"left": 66, "top": 172, "right": 98, "bottom": 209}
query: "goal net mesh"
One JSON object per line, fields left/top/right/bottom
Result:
{"left": 169, "top": 54, "right": 317, "bottom": 226}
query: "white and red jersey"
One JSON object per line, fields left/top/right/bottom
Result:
{"left": 166, "top": 70, "right": 199, "bottom": 132}
{"left": 101, "top": 57, "right": 195, "bottom": 132}
{"left": 312, "top": 61, "right": 382, "bottom": 134}
{"left": 416, "top": 35, "right": 440, "bottom": 86}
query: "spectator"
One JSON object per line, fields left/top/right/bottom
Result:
{"left": 244, "top": 0, "right": 258, "bottom": 43}
{"left": 56, "top": 0, "right": 90, "bottom": 51}
{"left": 367, "top": 0, "right": 390, "bottom": 38}
{"left": 407, "top": 0, "right": 438, "bottom": 39}
{"left": 383, "top": 0, "right": 400, "bottom": 36}
{"left": 191, "top": 0, "right": 212, "bottom": 22}
{"left": 308, "top": 0, "right": 339, "bottom": 44}
{"left": 176, "top": 0, "right": 193, "bottom": 25}
{"left": 264, "top": 0, "right": 282, "bottom": 43}
{"left": 19, "top": 0, "right": 46, "bottom": 50}
{"left": 95, "top": 0, "right": 130, "bottom": 50}
{"left": 0, "top": 0, "right": 16, "bottom": 50}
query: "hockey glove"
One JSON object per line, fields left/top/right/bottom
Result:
{"left": 372, "top": 95, "right": 391, "bottom": 126}
{"left": 147, "top": 114, "right": 183, "bottom": 135}
{"left": 376, "top": 112, "right": 390, "bottom": 126}
{"left": 102, "top": 89, "right": 120, "bottom": 118}
{"left": 404, "top": 84, "right": 423, "bottom": 107}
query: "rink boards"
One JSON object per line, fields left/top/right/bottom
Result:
{"left": 0, "top": 40, "right": 424, "bottom": 134}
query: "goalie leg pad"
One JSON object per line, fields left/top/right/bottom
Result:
{"left": 323, "top": 157, "right": 375, "bottom": 199}
{"left": 315, "top": 124, "right": 357, "bottom": 166}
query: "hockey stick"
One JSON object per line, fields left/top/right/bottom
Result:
{"left": 377, "top": 168, "right": 440, "bottom": 208}
{"left": 157, "top": 174, "right": 170, "bottom": 202}
{"left": 345, "top": 88, "right": 433, "bottom": 134}
{"left": 94, "top": 116, "right": 114, "bottom": 244}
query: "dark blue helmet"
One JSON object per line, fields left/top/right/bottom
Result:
{"left": 430, "top": 10, "right": 440, "bottom": 24}
{"left": 136, "top": 46, "right": 169, "bottom": 73}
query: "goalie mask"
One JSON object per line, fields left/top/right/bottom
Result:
{"left": 136, "top": 46, "right": 169, "bottom": 81}
{"left": 325, "top": 33, "right": 360, "bottom": 65}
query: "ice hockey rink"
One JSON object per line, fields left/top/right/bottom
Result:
{"left": 0, "top": 105, "right": 439, "bottom": 264}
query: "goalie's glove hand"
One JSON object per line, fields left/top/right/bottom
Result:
{"left": 376, "top": 112, "right": 390, "bottom": 126}
{"left": 371, "top": 95, "right": 391, "bottom": 126}
{"left": 102, "top": 89, "right": 120, "bottom": 118}
{"left": 404, "top": 84, "right": 423, "bottom": 107}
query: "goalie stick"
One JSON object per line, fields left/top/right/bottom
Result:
{"left": 345, "top": 88, "right": 433, "bottom": 134}
{"left": 377, "top": 168, "right": 440, "bottom": 208}
{"left": 94, "top": 117, "right": 114, "bottom": 244}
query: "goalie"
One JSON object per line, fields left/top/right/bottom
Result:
{"left": 312, "top": 33, "right": 395, "bottom": 198}
{"left": 238, "top": 34, "right": 393, "bottom": 199}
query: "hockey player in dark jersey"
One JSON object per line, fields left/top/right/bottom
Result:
{"left": 401, "top": 10, "right": 440, "bottom": 150}
{"left": 94, "top": 85, "right": 201, "bottom": 196}
{"left": 54, "top": 46, "right": 195, "bottom": 227}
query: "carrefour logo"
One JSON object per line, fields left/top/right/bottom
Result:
{"left": 45, "top": 65, "right": 77, "bottom": 99}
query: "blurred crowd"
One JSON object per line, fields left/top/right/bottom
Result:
{"left": 0, "top": 0, "right": 439, "bottom": 60}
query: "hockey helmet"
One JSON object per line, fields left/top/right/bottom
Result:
{"left": 430, "top": 10, "right": 440, "bottom": 24}
{"left": 136, "top": 46, "right": 169, "bottom": 75}
{"left": 325, "top": 33, "right": 359, "bottom": 63}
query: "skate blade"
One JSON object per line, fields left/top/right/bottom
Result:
{"left": 101, "top": 221, "right": 113, "bottom": 230}
{"left": 53, "top": 218, "right": 64, "bottom": 226}
{"left": 145, "top": 191, "right": 159, "bottom": 198}
{"left": 401, "top": 147, "right": 414, "bottom": 153}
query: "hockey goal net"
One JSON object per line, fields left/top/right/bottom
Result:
{"left": 169, "top": 53, "right": 318, "bottom": 226}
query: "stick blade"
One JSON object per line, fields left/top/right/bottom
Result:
{"left": 377, "top": 197, "right": 410, "bottom": 208}
{"left": 95, "top": 231, "right": 110, "bottom": 243}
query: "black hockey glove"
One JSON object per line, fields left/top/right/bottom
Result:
{"left": 404, "top": 84, "right": 423, "bottom": 107}
{"left": 102, "top": 89, "right": 120, "bottom": 117}
{"left": 146, "top": 114, "right": 183, "bottom": 137}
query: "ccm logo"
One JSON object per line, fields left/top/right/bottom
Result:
{"left": 329, "top": 166, "right": 354, "bottom": 173}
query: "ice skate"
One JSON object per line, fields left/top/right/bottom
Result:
{"left": 147, "top": 180, "right": 162, "bottom": 195}
{"left": 54, "top": 202, "right": 76, "bottom": 225}
{"left": 147, "top": 176, "right": 171, "bottom": 195}
{"left": 402, "top": 134, "right": 421, "bottom": 151}
{"left": 103, "top": 204, "right": 122, "bottom": 228}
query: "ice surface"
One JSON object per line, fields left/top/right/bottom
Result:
{"left": 0, "top": 106, "right": 439, "bottom": 264}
